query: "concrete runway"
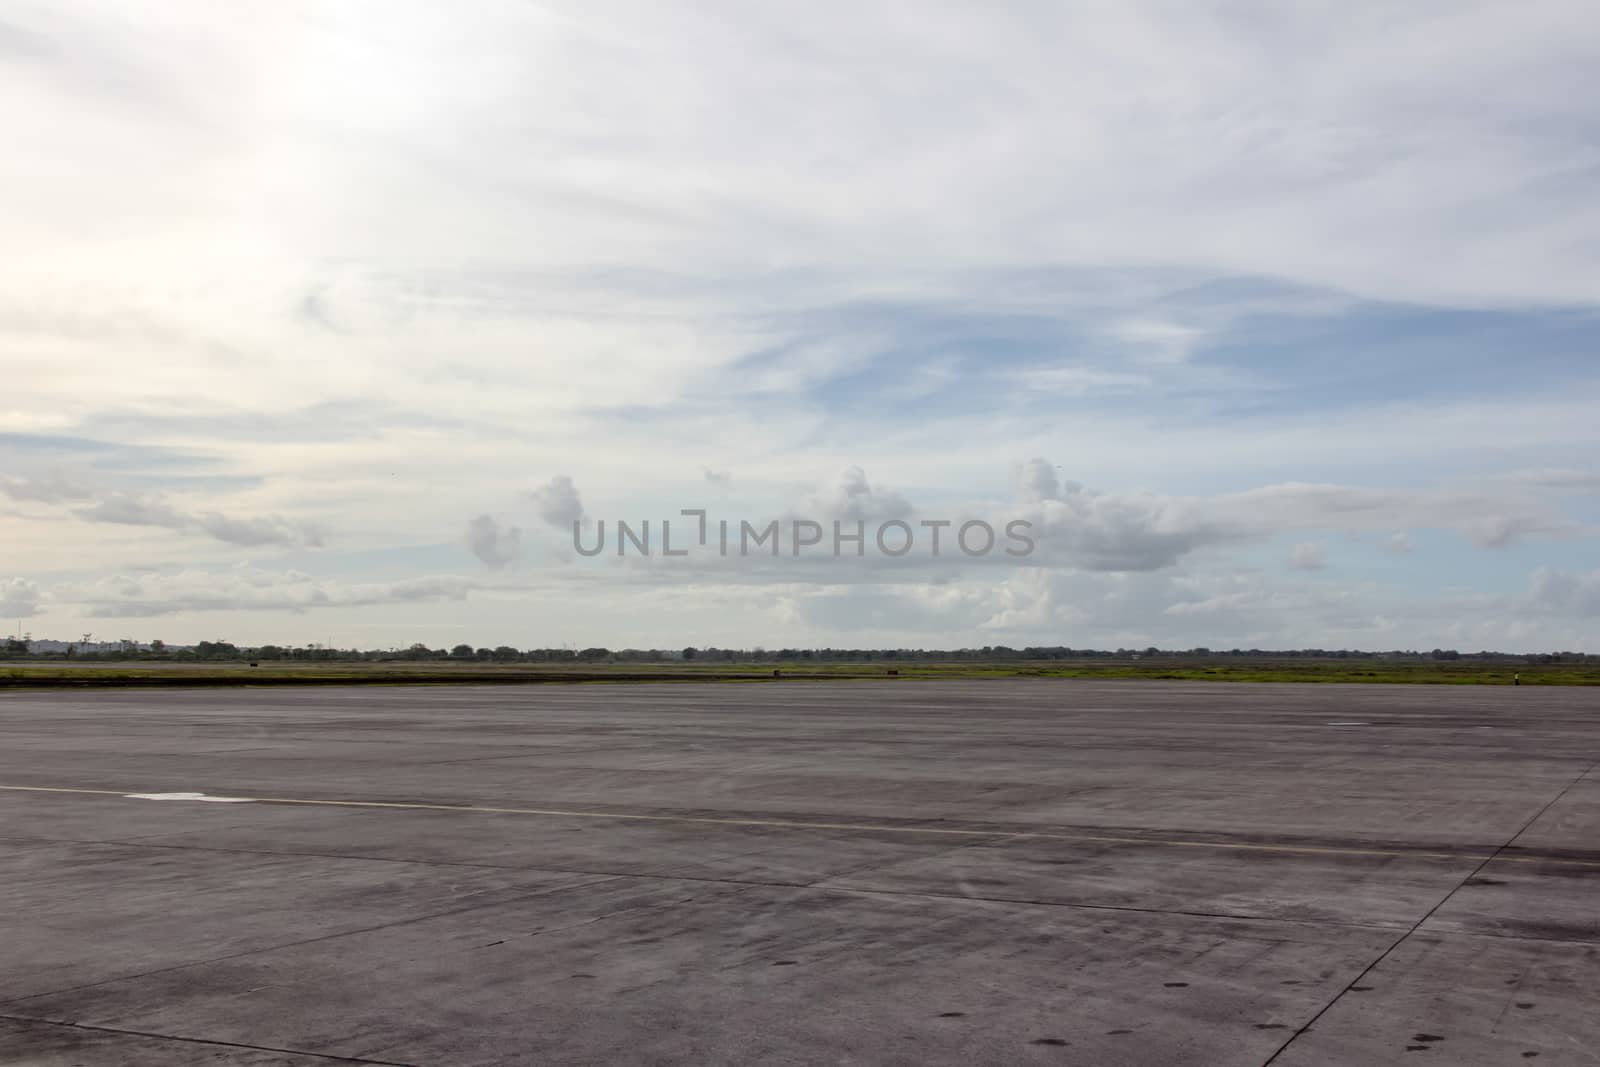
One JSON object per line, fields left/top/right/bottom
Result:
{"left": 0, "top": 680, "right": 1596, "bottom": 1066}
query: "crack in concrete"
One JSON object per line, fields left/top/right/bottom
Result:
{"left": 0, "top": 1014, "right": 422, "bottom": 1066}
{"left": 1258, "top": 757, "right": 1600, "bottom": 1066}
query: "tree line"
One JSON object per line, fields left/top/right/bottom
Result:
{"left": 2, "top": 637, "right": 1593, "bottom": 666}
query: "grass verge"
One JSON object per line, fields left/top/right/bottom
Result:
{"left": 3, "top": 660, "right": 1596, "bottom": 689}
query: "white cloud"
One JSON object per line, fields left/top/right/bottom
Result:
{"left": 58, "top": 568, "right": 481, "bottom": 618}
{"left": 195, "top": 512, "right": 326, "bottom": 549}
{"left": 1016, "top": 458, "right": 1064, "bottom": 505}
{"left": 1000, "top": 467, "right": 1588, "bottom": 573}
{"left": 73, "top": 491, "right": 189, "bottom": 529}
{"left": 64, "top": 490, "right": 323, "bottom": 549}
{"left": 1205, "top": 482, "right": 1581, "bottom": 549}
{"left": 1102, "top": 319, "right": 1205, "bottom": 366}
{"left": 0, "top": 577, "right": 41, "bottom": 619}
{"left": 0, "top": 473, "right": 94, "bottom": 504}
{"left": 1018, "top": 469, "right": 1240, "bottom": 571}
{"left": 481, "top": 463, "right": 1592, "bottom": 585}
{"left": 4, "top": 476, "right": 325, "bottom": 549}
{"left": 814, "top": 466, "right": 912, "bottom": 523}
{"left": 1527, "top": 567, "right": 1600, "bottom": 617}
{"left": 465, "top": 514, "right": 521, "bottom": 570}
{"left": 528, "top": 476, "right": 585, "bottom": 530}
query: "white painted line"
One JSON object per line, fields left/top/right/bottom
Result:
{"left": 6, "top": 782, "right": 1595, "bottom": 869}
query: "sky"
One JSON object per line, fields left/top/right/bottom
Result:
{"left": 3, "top": 0, "right": 1599, "bottom": 652}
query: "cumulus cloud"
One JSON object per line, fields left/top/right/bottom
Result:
{"left": 517, "top": 462, "right": 1588, "bottom": 585}
{"left": 1016, "top": 458, "right": 1066, "bottom": 505}
{"left": 766, "top": 569, "right": 1388, "bottom": 649}
{"left": 815, "top": 466, "right": 912, "bottom": 522}
{"left": 466, "top": 514, "right": 522, "bottom": 570}
{"left": 1011, "top": 467, "right": 1586, "bottom": 572}
{"left": 1021, "top": 472, "right": 1238, "bottom": 571}
{"left": 529, "top": 476, "right": 585, "bottom": 530}
{"left": 0, "top": 577, "right": 41, "bottom": 619}
{"left": 1526, "top": 567, "right": 1600, "bottom": 617}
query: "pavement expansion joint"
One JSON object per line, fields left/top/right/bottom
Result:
{"left": 1257, "top": 756, "right": 1600, "bottom": 1066}
{"left": 0, "top": 1014, "right": 421, "bottom": 1066}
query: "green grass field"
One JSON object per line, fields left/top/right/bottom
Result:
{"left": 3, "top": 659, "right": 1596, "bottom": 689}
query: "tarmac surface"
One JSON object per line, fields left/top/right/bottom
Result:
{"left": 0, "top": 680, "right": 1596, "bottom": 1066}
